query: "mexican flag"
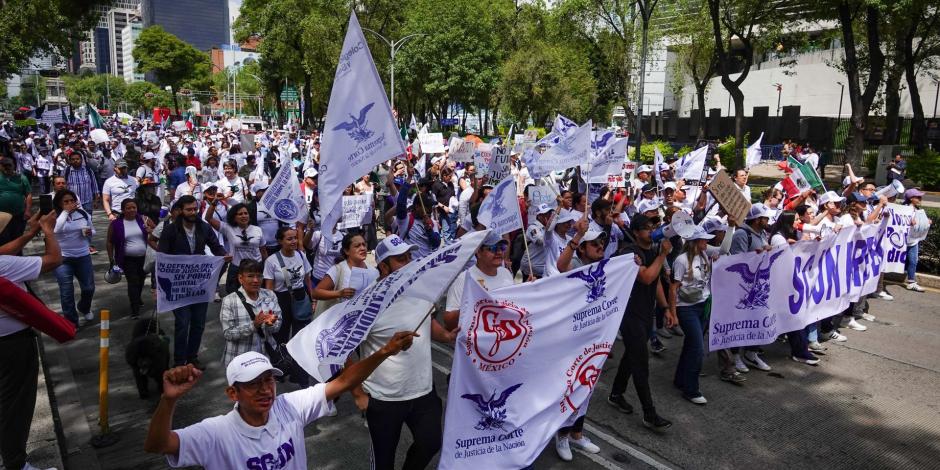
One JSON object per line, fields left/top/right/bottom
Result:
{"left": 86, "top": 104, "right": 104, "bottom": 129}
{"left": 787, "top": 155, "right": 824, "bottom": 192}
{"left": 781, "top": 171, "right": 812, "bottom": 199}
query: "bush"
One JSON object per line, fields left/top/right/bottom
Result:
{"left": 863, "top": 151, "right": 878, "bottom": 176}
{"left": 631, "top": 140, "right": 674, "bottom": 163}
{"left": 907, "top": 150, "right": 940, "bottom": 190}
{"left": 919, "top": 207, "right": 940, "bottom": 276}
{"left": 717, "top": 136, "right": 736, "bottom": 164}
{"left": 676, "top": 145, "right": 693, "bottom": 157}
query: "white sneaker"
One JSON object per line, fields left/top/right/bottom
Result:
{"left": 846, "top": 319, "right": 868, "bottom": 331}
{"left": 555, "top": 435, "right": 573, "bottom": 461}
{"left": 743, "top": 351, "right": 772, "bottom": 371}
{"left": 83, "top": 312, "right": 94, "bottom": 321}
{"left": 827, "top": 331, "right": 848, "bottom": 342}
{"left": 733, "top": 354, "right": 749, "bottom": 373}
{"left": 77, "top": 316, "right": 86, "bottom": 327}
{"left": 875, "top": 290, "right": 894, "bottom": 300}
{"left": 22, "top": 463, "right": 58, "bottom": 470}
{"left": 808, "top": 341, "right": 828, "bottom": 352}
{"left": 792, "top": 355, "right": 820, "bottom": 366}
{"left": 907, "top": 282, "right": 925, "bottom": 292}
{"left": 569, "top": 435, "right": 601, "bottom": 453}
{"left": 861, "top": 313, "right": 876, "bottom": 322}
{"left": 687, "top": 395, "right": 708, "bottom": 405}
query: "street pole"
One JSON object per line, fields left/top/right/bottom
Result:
{"left": 933, "top": 81, "right": 939, "bottom": 118}
{"left": 837, "top": 81, "right": 844, "bottom": 120}
{"left": 105, "top": 65, "right": 110, "bottom": 110}
{"left": 362, "top": 29, "right": 424, "bottom": 118}
{"left": 35, "top": 73, "right": 40, "bottom": 108}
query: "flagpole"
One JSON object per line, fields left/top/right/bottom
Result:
{"left": 520, "top": 227, "right": 535, "bottom": 280}
{"left": 412, "top": 304, "right": 436, "bottom": 333}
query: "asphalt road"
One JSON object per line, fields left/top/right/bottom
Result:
{"left": 23, "top": 213, "right": 940, "bottom": 470}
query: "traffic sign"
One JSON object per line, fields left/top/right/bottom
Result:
{"left": 280, "top": 87, "right": 299, "bottom": 101}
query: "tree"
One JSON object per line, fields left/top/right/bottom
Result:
{"left": 897, "top": 0, "right": 940, "bottom": 151}
{"left": 62, "top": 73, "right": 126, "bottom": 109}
{"left": 132, "top": 26, "right": 211, "bottom": 114}
{"left": 668, "top": 0, "right": 717, "bottom": 140}
{"left": 124, "top": 81, "right": 173, "bottom": 114}
{"left": 0, "top": 0, "right": 111, "bottom": 78}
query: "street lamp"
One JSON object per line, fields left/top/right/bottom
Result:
{"left": 231, "top": 61, "right": 242, "bottom": 116}
{"left": 836, "top": 81, "right": 844, "bottom": 121}
{"left": 772, "top": 83, "right": 782, "bottom": 117}
{"left": 361, "top": 29, "right": 424, "bottom": 115}
{"left": 245, "top": 72, "right": 264, "bottom": 118}
{"left": 933, "top": 80, "right": 939, "bottom": 118}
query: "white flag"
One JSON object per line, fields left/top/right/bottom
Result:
{"left": 155, "top": 254, "right": 226, "bottom": 312}
{"left": 525, "top": 120, "right": 592, "bottom": 179}
{"left": 409, "top": 114, "right": 418, "bottom": 132}
{"left": 319, "top": 11, "right": 406, "bottom": 241}
{"left": 477, "top": 177, "right": 522, "bottom": 236}
{"left": 745, "top": 132, "right": 764, "bottom": 168}
{"left": 287, "top": 230, "right": 489, "bottom": 382}
{"left": 674, "top": 145, "right": 708, "bottom": 182}
{"left": 653, "top": 147, "right": 665, "bottom": 190}
{"left": 589, "top": 137, "right": 628, "bottom": 183}
{"left": 261, "top": 159, "right": 307, "bottom": 225}
{"left": 440, "top": 255, "right": 640, "bottom": 469}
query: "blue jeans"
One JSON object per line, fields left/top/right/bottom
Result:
{"left": 674, "top": 302, "right": 707, "bottom": 398}
{"left": 53, "top": 255, "right": 95, "bottom": 326}
{"left": 172, "top": 302, "right": 209, "bottom": 365}
{"left": 906, "top": 243, "right": 920, "bottom": 282}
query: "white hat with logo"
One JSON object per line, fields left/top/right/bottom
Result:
{"left": 226, "top": 351, "right": 283, "bottom": 386}
{"left": 375, "top": 234, "right": 416, "bottom": 263}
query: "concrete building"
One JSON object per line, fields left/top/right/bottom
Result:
{"left": 107, "top": 8, "right": 138, "bottom": 78}
{"left": 121, "top": 19, "right": 144, "bottom": 82}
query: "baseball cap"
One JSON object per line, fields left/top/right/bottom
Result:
{"left": 636, "top": 199, "right": 660, "bottom": 214}
{"left": 304, "top": 168, "right": 318, "bottom": 178}
{"left": 663, "top": 182, "right": 677, "bottom": 191}
{"left": 686, "top": 226, "right": 715, "bottom": 240}
{"left": 701, "top": 218, "right": 728, "bottom": 234}
{"left": 534, "top": 203, "right": 554, "bottom": 215}
{"left": 481, "top": 231, "right": 507, "bottom": 247}
{"left": 637, "top": 165, "right": 653, "bottom": 174}
{"left": 641, "top": 183, "right": 656, "bottom": 193}
{"left": 746, "top": 203, "right": 772, "bottom": 221}
{"left": 142, "top": 152, "right": 156, "bottom": 160}
{"left": 818, "top": 190, "right": 845, "bottom": 206}
{"left": 630, "top": 213, "right": 659, "bottom": 231}
{"left": 185, "top": 166, "right": 198, "bottom": 178}
{"left": 114, "top": 159, "right": 128, "bottom": 168}
{"left": 375, "top": 234, "right": 415, "bottom": 263}
{"left": 580, "top": 230, "right": 608, "bottom": 244}
{"left": 904, "top": 188, "right": 925, "bottom": 201}
{"left": 554, "top": 209, "right": 578, "bottom": 225}
{"left": 226, "top": 351, "right": 283, "bottom": 386}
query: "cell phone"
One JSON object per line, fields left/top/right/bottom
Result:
{"left": 39, "top": 194, "right": 53, "bottom": 215}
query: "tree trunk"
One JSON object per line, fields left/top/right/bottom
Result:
{"left": 302, "top": 74, "right": 314, "bottom": 130}
{"left": 838, "top": 2, "right": 885, "bottom": 168}
{"left": 695, "top": 84, "right": 707, "bottom": 140}
{"left": 903, "top": 20, "right": 927, "bottom": 152}
{"left": 483, "top": 108, "right": 489, "bottom": 136}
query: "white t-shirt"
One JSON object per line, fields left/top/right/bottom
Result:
{"left": 543, "top": 231, "right": 568, "bottom": 278}
{"left": 307, "top": 231, "right": 343, "bottom": 281}
{"left": 222, "top": 223, "right": 265, "bottom": 266}
{"left": 222, "top": 176, "right": 249, "bottom": 204}
{"left": 123, "top": 219, "right": 148, "bottom": 256}
{"left": 175, "top": 181, "right": 203, "bottom": 203}
{"left": 361, "top": 297, "right": 433, "bottom": 401}
{"left": 445, "top": 265, "right": 515, "bottom": 311}
{"left": 0, "top": 256, "right": 43, "bottom": 336}
{"left": 671, "top": 246, "right": 719, "bottom": 307}
{"left": 168, "top": 383, "right": 334, "bottom": 470}
{"left": 324, "top": 262, "right": 379, "bottom": 293}
{"left": 101, "top": 175, "right": 139, "bottom": 212}
{"left": 263, "top": 251, "right": 311, "bottom": 292}
{"left": 54, "top": 209, "right": 93, "bottom": 258}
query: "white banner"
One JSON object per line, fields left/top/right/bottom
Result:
{"left": 260, "top": 159, "right": 308, "bottom": 224}
{"left": 155, "top": 254, "right": 226, "bottom": 312}
{"left": 881, "top": 203, "right": 914, "bottom": 273}
{"left": 487, "top": 146, "right": 511, "bottom": 182}
{"left": 338, "top": 194, "right": 373, "bottom": 229}
{"left": 674, "top": 145, "right": 708, "bottom": 182}
{"left": 419, "top": 132, "right": 445, "bottom": 154}
{"left": 589, "top": 137, "right": 628, "bottom": 184}
{"left": 319, "top": 11, "right": 406, "bottom": 241}
{"left": 709, "top": 223, "right": 885, "bottom": 351}
{"left": 525, "top": 121, "right": 592, "bottom": 179}
{"left": 287, "top": 230, "right": 489, "bottom": 382}
{"left": 440, "top": 255, "right": 639, "bottom": 469}
{"left": 478, "top": 177, "right": 523, "bottom": 236}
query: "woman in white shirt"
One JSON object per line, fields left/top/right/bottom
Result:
{"left": 313, "top": 232, "right": 379, "bottom": 313}
{"left": 52, "top": 190, "right": 96, "bottom": 327}
{"left": 206, "top": 202, "right": 268, "bottom": 294}
{"left": 174, "top": 166, "right": 203, "bottom": 205}
{"left": 106, "top": 199, "right": 150, "bottom": 319}
{"left": 770, "top": 211, "right": 820, "bottom": 365}
{"left": 263, "top": 227, "right": 314, "bottom": 385}
{"left": 305, "top": 226, "right": 344, "bottom": 286}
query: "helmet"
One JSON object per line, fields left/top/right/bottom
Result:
{"left": 105, "top": 266, "right": 123, "bottom": 284}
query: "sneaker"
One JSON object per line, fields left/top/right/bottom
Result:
{"left": 668, "top": 325, "right": 685, "bottom": 337}
{"left": 827, "top": 331, "right": 848, "bottom": 342}
{"left": 906, "top": 282, "right": 925, "bottom": 292}
{"left": 685, "top": 394, "right": 707, "bottom": 405}
{"left": 83, "top": 312, "right": 94, "bottom": 321}
{"left": 642, "top": 414, "right": 672, "bottom": 432}
{"left": 325, "top": 406, "right": 338, "bottom": 417}
{"left": 214, "top": 292, "right": 223, "bottom": 302}
{"left": 846, "top": 319, "right": 868, "bottom": 331}
{"left": 607, "top": 394, "right": 634, "bottom": 414}
{"left": 22, "top": 463, "right": 58, "bottom": 470}
{"left": 733, "top": 354, "right": 749, "bottom": 373}
{"left": 720, "top": 372, "right": 747, "bottom": 384}
{"left": 743, "top": 351, "right": 772, "bottom": 371}
{"left": 792, "top": 355, "right": 820, "bottom": 366}
{"left": 875, "top": 290, "right": 894, "bottom": 300}
{"left": 569, "top": 435, "right": 601, "bottom": 453}
{"left": 555, "top": 435, "right": 573, "bottom": 461}
{"left": 77, "top": 316, "right": 86, "bottom": 327}
{"left": 808, "top": 341, "right": 828, "bottom": 353}
{"left": 650, "top": 338, "right": 666, "bottom": 354}
{"left": 655, "top": 327, "right": 672, "bottom": 339}
{"left": 861, "top": 313, "right": 876, "bottom": 322}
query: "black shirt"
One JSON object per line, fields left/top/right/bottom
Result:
{"left": 622, "top": 242, "right": 661, "bottom": 320}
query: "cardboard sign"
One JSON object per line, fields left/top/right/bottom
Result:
{"left": 523, "top": 129, "right": 539, "bottom": 143}
{"left": 418, "top": 132, "right": 445, "bottom": 154}
{"left": 475, "top": 143, "right": 493, "bottom": 174}
{"left": 487, "top": 146, "right": 511, "bottom": 181}
{"left": 707, "top": 169, "right": 751, "bottom": 224}
{"left": 338, "top": 194, "right": 374, "bottom": 229}
{"left": 449, "top": 138, "right": 476, "bottom": 162}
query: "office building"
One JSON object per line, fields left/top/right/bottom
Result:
{"left": 142, "top": 0, "right": 230, "bottom": 52}
{"left": 122, "top": 19, "right": 144, "bottom": 82}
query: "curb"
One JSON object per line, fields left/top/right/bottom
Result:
{"left": 885, "top": 272, "right": 940, "bottom": 290}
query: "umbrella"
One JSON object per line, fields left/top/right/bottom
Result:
{"left": 463, "top": 134, "right": 483, "bottom": 146}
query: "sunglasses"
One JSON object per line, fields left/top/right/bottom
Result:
{"left": 482, "top": 242, "right": 509, "bottom": 253}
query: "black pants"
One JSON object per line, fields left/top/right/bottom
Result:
{"left": 124, "top": 255, "right": 146, "bottom": 317}
{"left": 559, "top": 415, "right": 585, "bottom": 435}
{"left": 610, "top": 312, "right": 656, "bottom": 416}
{"left": 366, "top": 389, "right": 443, "bottom": 470}
{"left": 0, "top": 329, "right": 39, "bottom": 470}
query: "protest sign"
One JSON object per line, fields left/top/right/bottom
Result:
{"left": 288, "top": 231, "right": 489, "bottom": 382}
{"left": 523, "top": 129, "right": 538, "bottom": 142}
{"left": 487, "top": 146, "right": 511, "bottom": 182}
{"left": 261, "top": 160, "right": 308, "bottom": 225}
{"left": 524, "top": 121, "right": 592, "bottom": 179}
{"left": 449, "top": 138, "right": 476, "bottom": 162}
{"left": 240, "top": 132, "right": 256, "bottom": 154}
{"left": 707, "top": 169, "right": 751, "bottom": 224}
{"left": 881, "top": 203, "right": 914, "bottom": 273}
{"left": 475, "top": 144, "right": 493, "bottom": 174}
{"left": 338, "top": 194, "right": 373, "bottom": 229}
{"left": 155, "top": 254, "right": 226, "bottom": 312}
{"left": 440, "top": 255, "right": 639, "bottom": 469}
{"left": 419, "top": 132, "right": 446, "bottom": 154}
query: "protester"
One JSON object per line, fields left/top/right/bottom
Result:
{"left": 727, "top": 204, "right": 774, "bottom": 372}
{"left": 219, "top": 260, "right": 282, "bottom": 367}
{"left": 903, "top": 188, "right": 931, "bottom": 292}
{"left": 107, "top": 199, "right": 151, "bottom": 320}
{"left": 769, "top": 211, "right": 820, "bottom": 365}
{"left": 206, "top": 202, "right": 267, "bottom": 294}
{"left": 0, "top": 156, "right": 32, "bottom": 245}
{"left": 0, "top": 210, "right": 61, "bottom": 470}
{"left": 53, "top": 189, "right": 96, "bottom": 327}
{"left": 543, "top": 209, "right": 577, "bottom": 278}
{"left": 263, "top": 226, "right": 314, "bottom": 383}
{"left": 143, "top": 333, "right": 417, "bottom": 469}
{"left": 313, "top": 231, "right": 378, "bottom": 314}
{"left": 101, "top": 159, "right": 139, "bottom": 221}
{"left": 444, "top": 231, "right": 515, "bottom": 329}
{"left": 158, "top": 195, "right": 230, "bottom": 367}
{"left": 63, "top": 150, "right": 100, "bottom": 216}
{"left": 522, "top": 203, "right": 554, "bottom": 279}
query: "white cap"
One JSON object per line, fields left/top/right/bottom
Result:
{"left": 375, "top": 234, "right": 415, "bottom": 263}
{"left": 746, "top": 203, "right": 772, "bottom": 220}
{"left": 685, "top": 226, "right": 715, "bottom": 240}
{"left": 818, "top": 190, "right": 845, "bottom": 206}
{"left": 842, "top": 175, "right": 863, "bottom": 187}
{"left": 663, "top": 182, "right": 677, "bottom": 191}
{"left": 185, "top": 166, "right": 198, "bottom": 178}
{"left": 636, "top": 199, "right": 660, "bottom": 214}
{"left": 226, "top": 351, "right": 283, "bottom": 386}
{"left": 304, "top": 168, "right": 318, "bottom": 178}
{"left": 251, "top": 180, "right": 269, "bottom": 193}
{"left": 701, "top": 218, "right": 728, "bottom": 234}
{"left": 554, "top": 209, "right": 578, "bottom": 225}
{"left": 534, "top": 203, "right": 554, "bottom": 215}
{"left": 580, "top": 230, "right": 608, "bottom": 244}
{"left": 637, "top": 165, "right": 653, "bottom": 174}
{"left": 142, "top": 152, "right": 156, "bottom": 160}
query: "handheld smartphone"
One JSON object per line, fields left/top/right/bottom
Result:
{"left": 39, "top": 194, "right": 53, "bottom": 215}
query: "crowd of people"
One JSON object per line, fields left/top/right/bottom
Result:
{"left": 0, "top": 115, "right": 932, "bottom": 470}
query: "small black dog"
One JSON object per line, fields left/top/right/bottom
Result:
{"left": 124, "top": 318, "right": 170, "bottom": 399}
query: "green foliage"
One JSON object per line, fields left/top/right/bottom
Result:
{"left": 717, "top": 136, "right": 736, "bottom": 163}
{"left": 123, "top": 81, "right": 173, "bottom": 112}
{"left": 863, "top": 151, "right": 878, "bottom": 176}
{"left": 634, "top": 140, "right": 674, "bottom": 164}
{"left": 61, "top": 74, "right": 125, "bottom": 109}
{"left": 526, "top": 127, "right": 547, "bottom": 139}
{"left": 907, "top": 149, "right": 940, "bottom": 190}
{"left": 676, "top": 145, "right": 693, "bottom": 157}
{"left": 920, "top": 207, "right": 940, "bottom": 276}
{"left": 133, "top": 26, "right": 210, "bottom": 112}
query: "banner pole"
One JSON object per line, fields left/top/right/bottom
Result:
{"left": 412, "top": 304, "right": 436, "bottom": 334}
{"left": 521, "top": 228, "right": 535, "bottom": 280}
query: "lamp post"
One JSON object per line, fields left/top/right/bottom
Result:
{"left": 245, "top": 72, "right": 264, "bottom": 118}
{"left": 772, "top": 83, "right": 782, "bottom": 117}
{"left": 231, "top": 61, "right": 241, "bottom": 116}
{"left": 361, "top": 29, "right": 424, "bottom": 115}
{"left": 836, "top": 81, "right": 844, "bottom": 120}
{"left": 933, "top": 80, "right": 939, "bottom": 118}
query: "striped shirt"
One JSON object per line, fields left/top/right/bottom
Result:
{"left": 219, "top": 287, "right": 282, "bottom": 368}
{"left": 66, "top": 164, "right": 99, "bottom": 206}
